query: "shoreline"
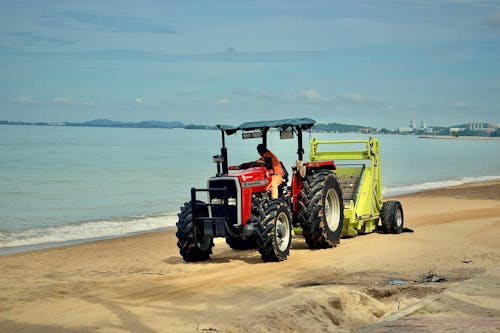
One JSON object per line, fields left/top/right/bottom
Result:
{"left": 2, "top": 177, "right": 500, "bottom": 256}
{"left": 0, "top": 227, "right": 175, "bottom": 256}
{"left": 419, "top": 134, "right": 500, "bottom": 140}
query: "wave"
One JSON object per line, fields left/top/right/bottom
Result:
{"left": 383, "top": 175, "right": 500, "bottom": 197}
{"left": 0, "top": 212, "right": 179, "bottom": 254}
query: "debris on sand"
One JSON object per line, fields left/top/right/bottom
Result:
{"left": 421, "top": 272, "right": 447, "bottom": 283}
{"left": 388, "top": 279, "right": 410, "bottom": 285}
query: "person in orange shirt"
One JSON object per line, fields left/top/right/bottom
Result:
{"left": 255, "top": 144, "right": 284, "bottom": 199}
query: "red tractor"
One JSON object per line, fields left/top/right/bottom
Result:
{"left": 176, "top": 118, "right": 344, "bottom": 262}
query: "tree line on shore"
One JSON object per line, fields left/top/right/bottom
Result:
{"left": 1, "top": 119, "right": 498, "bottom": 137}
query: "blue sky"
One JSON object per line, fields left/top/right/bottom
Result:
{"left": 1, "top": 0, "right": 499, "bottom": 129}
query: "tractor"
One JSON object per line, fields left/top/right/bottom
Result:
{"left": 176, "top": 118, "right": 404, "bottom": 262}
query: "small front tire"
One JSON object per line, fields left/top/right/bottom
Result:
{"left": 176, "top": 201, "right": 214, "bottom": 262}
{"left": 257, "top": 199, "right": 293, "bottom": 262}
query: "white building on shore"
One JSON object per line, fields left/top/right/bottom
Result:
{"left": 399, "top": 119, "right": 432, "bottom": 133}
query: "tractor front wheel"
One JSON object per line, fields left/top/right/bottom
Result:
{"left": 380, "top": 200, "right": 404, "bottom": 234}
{"left": 176, "top": 201, "right": 214, "bottom": 262}
{"left": 257, "top": 199, "right": 292, "bottom": 262}
{"left": 298, "top": 170, "right": 344, "bottom": 249}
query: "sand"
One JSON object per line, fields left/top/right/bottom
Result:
{"left": 1, "top": 181, "right": 499, "bottom": 333}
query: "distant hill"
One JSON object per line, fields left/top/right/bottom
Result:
{"left": 68, "top": 119, "right": 185, "bottom": 129}
{"left": 452, "top": 123, "right": 498, "bottom": 129}
{"left": 3, "top": 119, "right": 497, "bottom": 134}
{"left": 0, "top": 119, "right": 186, "bottom": 129}
{"left": 312, "top": 122, "right": 373, "bottom": 133}
{"left": 185, "top": 124, "right": 219, "bottom": 130}
{"left": 0, "top": 119, "right": 375, "bottom": 133}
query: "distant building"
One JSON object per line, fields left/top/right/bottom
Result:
{"left": 449, "top": 127, "right": 465, "bottom": 134}
{"left": 399, "top": 119, "right": 431, "bottom": 134}
{"left": 469, "top": 123, "right": 484, "bottom": 131}
{"left": 398, "top": 126, "right": 415, "bottom": 134}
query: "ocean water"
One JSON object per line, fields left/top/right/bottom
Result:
{"left": 1, "top": 125, "right": 499, "bottom": 254}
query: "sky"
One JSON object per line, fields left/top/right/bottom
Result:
{"left": 1, "top": 0, "right": 499, "bottom": 129}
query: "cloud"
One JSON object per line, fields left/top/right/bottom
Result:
{"left": 51, "top": 97, "right": 95, "bottom": 107}
{"left": 2, "top": 46, "right": 336, "bottom": 64}
{"left": 259, "top": 91, "right": 294, "bottom": 103}
{"left": 299, "top": 89, "right": 330, "bottom": 103}
{"left": 15, "top": 96, "right": 37, "bottom": 104}
{"left": 10, "top": 32, "right": 75, "bottom": 48}
{"left": 56, "top": 11, "right": 176, "bottom": 34}
{"left": 135, "top": 98, "right": 143, "bottom": 104}
{"left": 340, "top": 93, "right": 366, "bottom": 103}
{"left": 52, "top": 97, "right": 74, "bottom": 105}
{"left": 449, "top": 101, "right": 476, "bottom": 110}
{"left": 14, "top": 96, "right": 95, "bottom": 107}
{"left": 217, "top": 98, "right": 230, "bottom": 105}
{"left": 178, "top": 90, "right": 199, "bottom": 96}
{"left": 257, "top": 89, "right": 332, "bottom": 105}
{"left": 232, "top": 89, "right": 394, "bottom": 117}
{"left": 486, "top": 10, "right": 500, "bottom": 28}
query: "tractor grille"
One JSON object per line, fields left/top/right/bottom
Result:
{"left": 208, "top": 178, "right": 239, "bottom": 226}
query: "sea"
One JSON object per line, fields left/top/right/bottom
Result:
{"left": 1, "top": 125, "right": 499, "bottom": 254}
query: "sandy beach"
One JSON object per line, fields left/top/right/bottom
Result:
{"left": 1, "top": 181, "right": 499, "bottom": 333}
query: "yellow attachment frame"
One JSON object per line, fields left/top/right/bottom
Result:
{"left": 310, "top": 137, "right": 383, "bottom": 236}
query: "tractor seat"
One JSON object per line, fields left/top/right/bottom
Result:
{"left": 277, "top": 162, "right": 289, "bottom": 197}
{"left": 280, "top": 161, "right": 289, "bottom": 183}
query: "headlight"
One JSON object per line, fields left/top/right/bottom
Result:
{"left": 211, "top": 197, "right": 237, "bottom": 206}
{"left": 211, "top": 198, "right": 223, "bottom": 205}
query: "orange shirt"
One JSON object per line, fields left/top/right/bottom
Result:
{"left": 258, "top": 151, "right": 284, "bottom": 177}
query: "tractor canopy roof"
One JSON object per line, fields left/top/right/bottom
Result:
{"left": 220, "top": 118, "right": 316, "bottom": 135}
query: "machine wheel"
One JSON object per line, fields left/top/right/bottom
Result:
{"left": 298, "top": 170, "right": 344, "bottom": 249}
{"left": 380, "top": 200, "right": 404, "bottom": 234}
{"left": 225, "top": 237, "right": 257, "bottom": 250}
{"left": 257, "top": 199, "right": 292, "bottom": 262}
{"left": 176, "top": 201, "right": 214, "bottom": 262}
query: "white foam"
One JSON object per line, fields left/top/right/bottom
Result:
{"left": 383, "top": 175, "right": 500, "bottom": 197}
{"left": 0, "top": 212, "right": 178, "bottom": 250}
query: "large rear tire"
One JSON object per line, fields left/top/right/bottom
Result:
{"left": 380, "top": 200, "right": 404, "bottom": 234}
{"left": 298, "top": 170, "right": 344, "bottom": 249}
{"left": 176, "top": 201, "right": 214, "bottom": 262}
{"left": 257, "top": 199, "right": 292, "bottom": 262}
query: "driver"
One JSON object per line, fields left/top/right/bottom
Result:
{"left": 228, "top": 144, "right": 284, "bottom": 199}
{"left": 253, "top": 144, "right": 284, "bottom": 199}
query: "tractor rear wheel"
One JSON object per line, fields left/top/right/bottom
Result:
{"left": 298, "top": 170, "right": 344, "bottom": 249}
{"left": 380, "top": 200, "right": 404, "bottom": 234}
{"left": 176, "top": 201, "right": 214, "bottom": 262}
{"left": 225, "top": 237, "right": 257, "bottom": 250}
{"left": 257, "top": 199, "right": 292, "bottom": 262}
